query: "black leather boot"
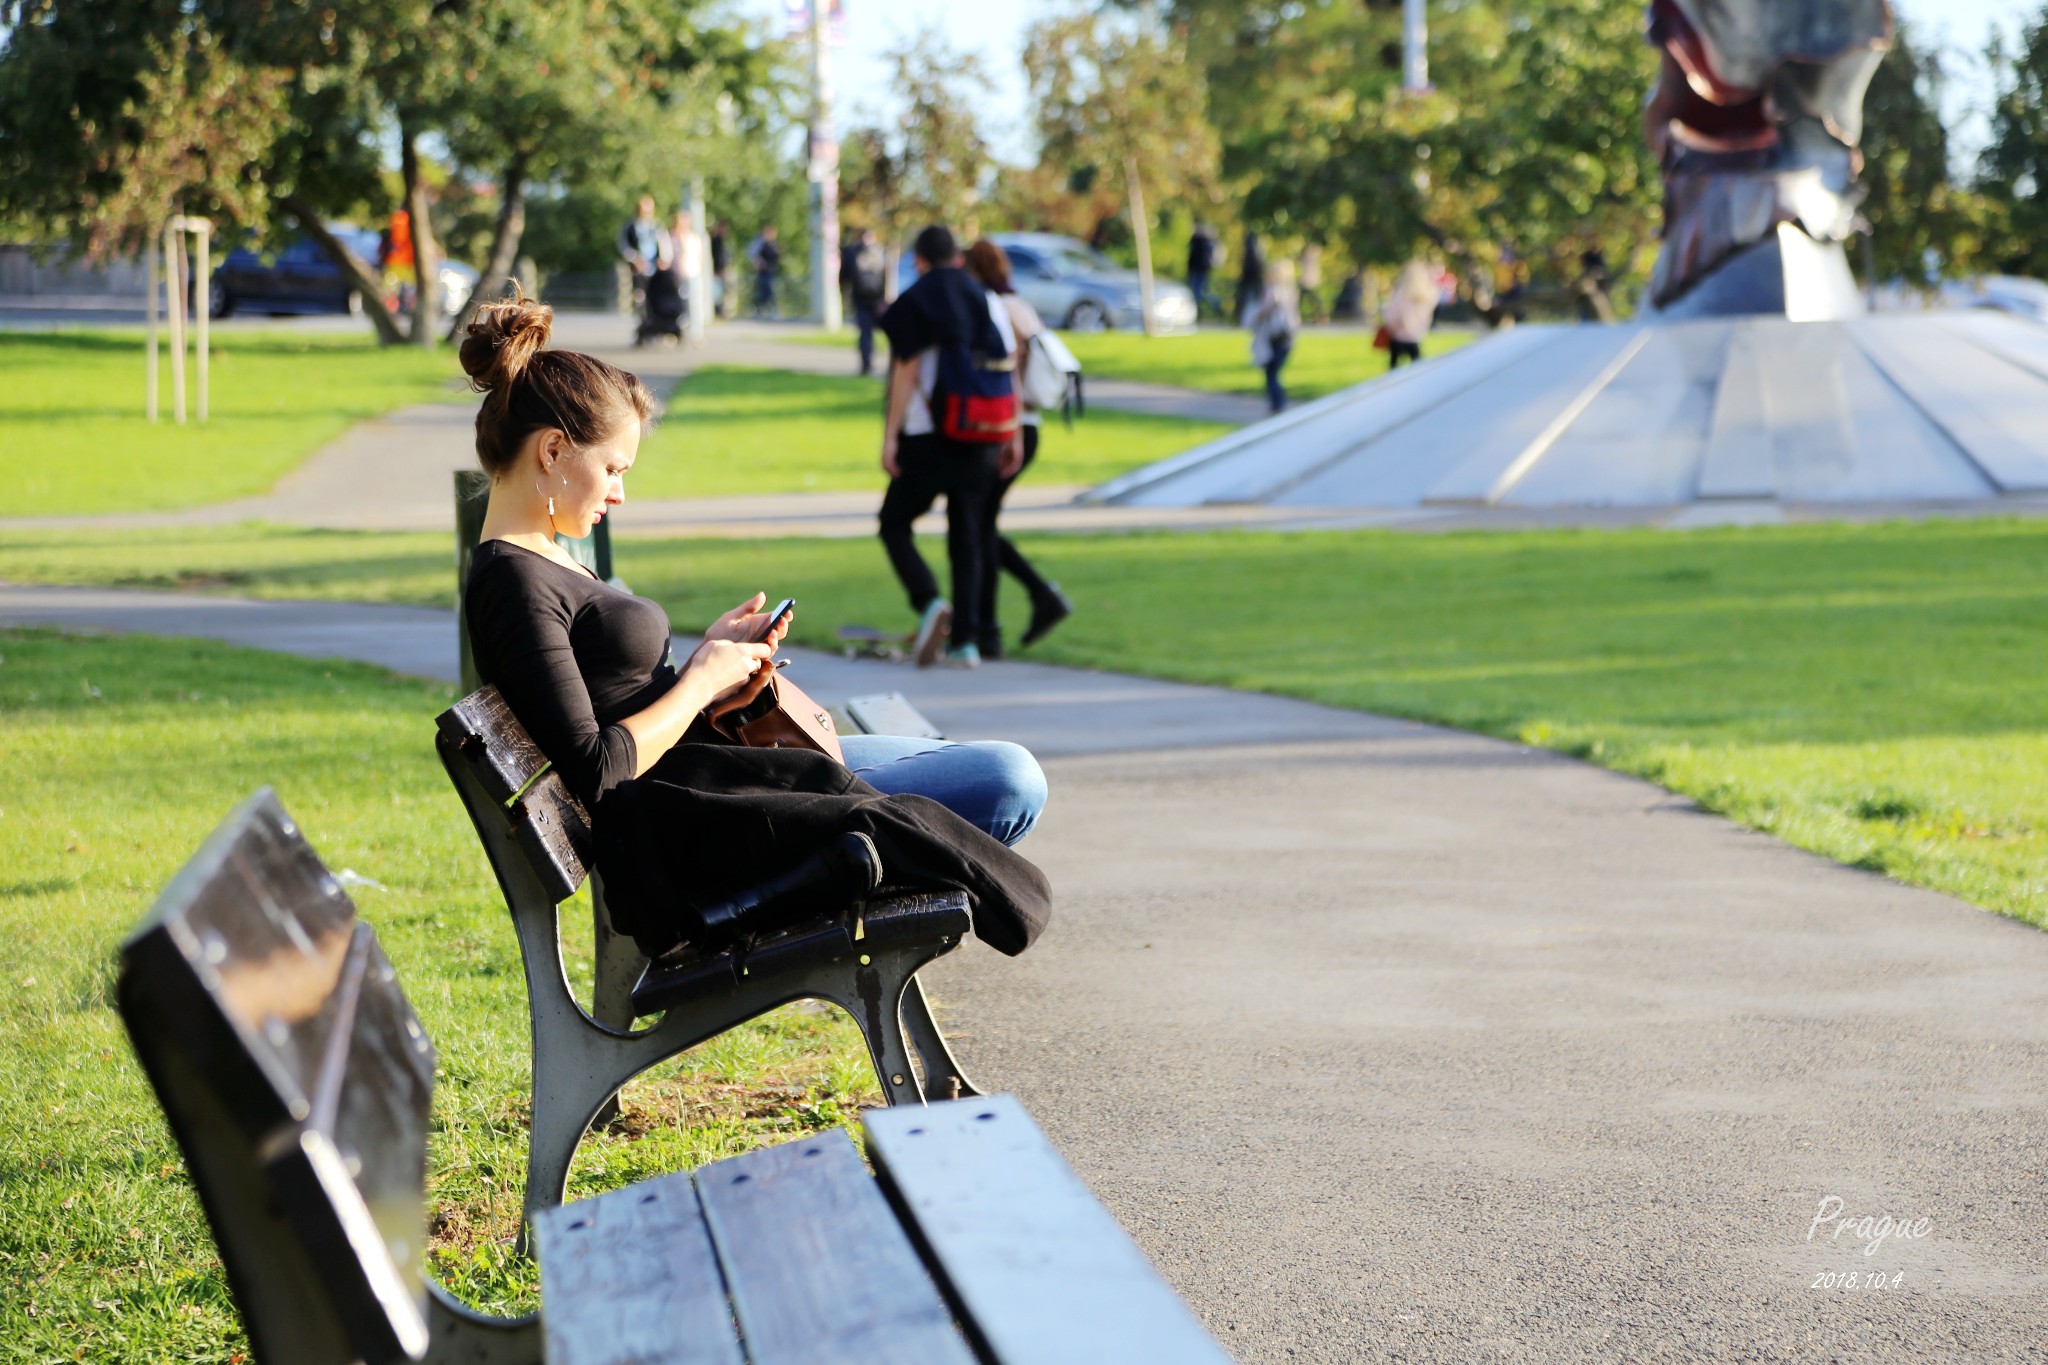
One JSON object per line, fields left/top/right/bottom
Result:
{"left": 690, "top": 832, "right": 882, "bottom": 947}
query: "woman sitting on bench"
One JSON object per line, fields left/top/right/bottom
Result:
{"left": 458, "top": 289, "right": 1051, "bottom": 959}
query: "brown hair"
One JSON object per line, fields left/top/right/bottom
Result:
{"left": 964, "top": 239, "right": 1013, "bottom": 295}
{"left": 458, "top": 283, "right": 655, "bottom": 476}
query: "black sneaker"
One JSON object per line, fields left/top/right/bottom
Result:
{"left": 1020, "top": 585, "right": 1073, "bottom": 648}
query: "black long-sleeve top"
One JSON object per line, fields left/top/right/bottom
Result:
{"left": 464, "top": 540, "right": 684, "bottom": 806}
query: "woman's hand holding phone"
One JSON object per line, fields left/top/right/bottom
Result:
{"left": 704, "top": 592, "right": 795, "bottom": 650}
{"left": 687, "top": 637, "right": 776, "bottom": 706}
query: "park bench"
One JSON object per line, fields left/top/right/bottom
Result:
{"left": 117, "top": 789, "right": 1234, "bottom": 1364}
{"left": 433, "top": 686, "right": 984, "bottom": 1232}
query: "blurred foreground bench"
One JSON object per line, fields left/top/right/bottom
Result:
{"left": 117, "top": 790, "right": 1233, "bottom": 1363}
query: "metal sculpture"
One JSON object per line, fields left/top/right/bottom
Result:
{"left": 1643, "top": 0, "right": 1893, "bottom": 319}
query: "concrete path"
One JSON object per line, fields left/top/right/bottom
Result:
{"left": 6, "top": 582, "right": 2046, "bottom": 1361}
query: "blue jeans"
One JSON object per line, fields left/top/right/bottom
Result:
{"left": 1262, "top": 338, "right": 1292, "bottom": 413}
{"left": 839, "top": 735, "right": 1047, "bottom": 847}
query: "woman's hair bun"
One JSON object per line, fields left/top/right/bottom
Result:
{"left": 459, "top": 282, "right": 554, "bottom": 393}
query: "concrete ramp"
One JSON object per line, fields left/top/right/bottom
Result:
{"left": 1089, "top": 312, "right": 2048, "bottom": 511}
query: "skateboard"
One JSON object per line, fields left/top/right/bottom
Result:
{"left": 837, "top": 623, "right": 911, "bottom": 663}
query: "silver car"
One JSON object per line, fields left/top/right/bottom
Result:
{"left": 991, "top": 233, "right": 1197, "bottom": 333}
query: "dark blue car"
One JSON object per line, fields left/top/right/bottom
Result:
{"left": 208, "top": 228, "right": 384, "bottom": 318}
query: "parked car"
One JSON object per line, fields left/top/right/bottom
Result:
{"left": 891, "top": 232, "right": 1198, "bottom": 333}
{"left": 209, "top": 227, "right": 479, "bottom": 320}
{"left": 993, "top": 233, "right": 1197, "bottom": 333}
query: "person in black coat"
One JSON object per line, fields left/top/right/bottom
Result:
{"left": 1186, "top": 223, "right": 1218, "bottom": 319}
{"left": 1233, "top": 231, "right": 1266, "bottom": 328}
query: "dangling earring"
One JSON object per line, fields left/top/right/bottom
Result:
{"left": 547, "top": 495, "right": 557, "bottom": 517}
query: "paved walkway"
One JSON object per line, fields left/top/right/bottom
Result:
{"left": 7, "top": 582, "right": 2045, "bottom": 1361}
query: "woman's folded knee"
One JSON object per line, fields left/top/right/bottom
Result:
{"left": 971, "top": 741, "right": 1048, "bottom": 844}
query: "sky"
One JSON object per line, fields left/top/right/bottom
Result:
{"left": 747, "top": 0, "right": 2039, "bottom": 167}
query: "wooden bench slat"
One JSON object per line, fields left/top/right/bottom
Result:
{"left": 437, "top": 688, "right": 552, "bottom": 805}
{"left": 865, "top": 1096, "right": 1235, "bottom": 1365}
{"left": 533, "top": 1170, "right": 745, "bottom": 1365}
{"left": 693, "top": 1131, "right": 976, "bottom": 1365}
{"left": 437, "top": 687, "right": 592, "bottom": 902}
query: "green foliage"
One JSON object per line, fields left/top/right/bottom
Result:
{"left": 841, "top": 26, "right": 994, "bottom": 239}
{"left": 0, "top": 628, "right": 884, "bottom": 1350}
{"left": 1859, "top": 20, "right": 2008, "bottom": 285}
{"left": 1152, "top": 0, "right": 1663, "bottom": 305}
{"left": 631, "top": 366, "right": 1232, "bottom": 497}
{"left": 1022, "top": 8, "right": 1219, "bottom": 244}
{"left": 1981, "top": 6, "right": 2048, "bottom": 276}
{"left": 0, "top": 3, "right": 289, "bottom": 254}
{"left": 0, "top": 0, "right": 791, "bottom": 339}
{"left": 0, "top": 329, "right": 459, "bottom": 514}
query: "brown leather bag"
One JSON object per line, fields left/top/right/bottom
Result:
{"left": 713, "top": 669, "right": 845, "bottom": 763}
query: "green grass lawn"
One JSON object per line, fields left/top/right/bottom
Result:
{"left": 1056, "top": 326, "right": 1477, "bottom": 402}
{"left": 6, "top": 518, "right": 2048, "bottom": 939}
{"left": 0, "top": 628, "right": 885, "bottom": 1357}
{"left": 1, "top": 330, "right": 462, "bottom": 516}
{"left": 780, "top": 323, "right": 1477, "bottom": 402}
{"left": 633, "top": 366, "right": 1232, "bottom": 496}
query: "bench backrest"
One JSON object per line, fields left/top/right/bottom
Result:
{"left": 435, "top": 686, "right": 593, "bottom": 905}
{"left": 118, "top": 789, "right": 437, "bottom": 1365}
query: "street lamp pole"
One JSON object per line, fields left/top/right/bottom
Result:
{"left": 1403, "top": 0, "right": 1429, "bottom": 94}
{"left": 808, "top": 0, "right": 842, "bottom": 331}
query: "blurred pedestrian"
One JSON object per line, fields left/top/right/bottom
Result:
{"left": 842, "top": 226, "right": 888, "bottom": 376}
{"left": 711, "top": 221, "right": 736, "bottom": 318}
{"left": 1332, "top": 270, "right": 1365, "bottom": 322}
{"left": 666, "top": 208, "right": 703, "bottom": 331}
{"left": 617, "top": 195, "right": 667, "bottom": 313}
{"left": 965, "top": 238, "right": 1073, "bottom": 658}
{"left": 1248, "top": 258, "right": 1301, "bottom": 414}
{"left": 1186, "top": 223, "right": 1218, "bottom": 320}
{"left": 877, "top": 225, "right": 1018, "bottom": 669}
{"left": 747, "top": 224, "right": 781, "bottom": 318}
{"left": 1382, "top": 259, "right": 1440, "bottom": 370}
{"left": 1233, "top": 231, "right": 1266, "bottom": 327}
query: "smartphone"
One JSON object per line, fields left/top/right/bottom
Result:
{"left": 754, "top": 598, "right": 796, "bottom": 643}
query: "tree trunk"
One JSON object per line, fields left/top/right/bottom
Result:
{"left": 400, "top": 122, "right": 442, "bottom": 347}
{"left": 447, "top": 149, "right": 529, "bottom": 342}
{"left": 1125, "top": 157, "right": 1157, "bottom": 338}
{"left": 284, "top": 196, "right": 406, "bottom": 345}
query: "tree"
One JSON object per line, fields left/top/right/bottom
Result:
{"left": 1024, "top": 7, "right": 1218, "bottom": 334}
{"left": 0, "top": 2, "right": 283, "bottom": 254}
{"left": 880, "top": 27, "right": 995, "bottom": 235}
{"left": 2, "top": 0, "right": 779, "bottom": 347}
{"left": 432, "top": 2, "right": 776, "bottom": 338}
{"left": 1980, "top": 8, "right": 2048, "bottom": 277}
{"left": 1859, "top": 19, "right": 2004, "bottom": 287}
{"left": 1152, "top": 0, "right": 1661, "bottom": 318}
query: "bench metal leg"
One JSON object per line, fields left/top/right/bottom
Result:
{"left": 900, "top": 975, "right": 984, "bottom": 1101}
{"left": 585, "top": 875, "right": 642, "bottom": 1127}
{"left": 423, "top": 1282, "right": 542, "bottom": 1365}
{"left": 812, "top": 947, "right": 962, "bottom": 1108}
{"left": 515, "top": 899, "right": 956, "bottom": 1235}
